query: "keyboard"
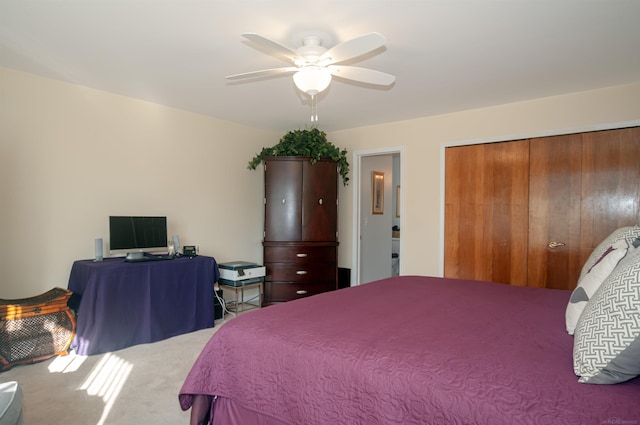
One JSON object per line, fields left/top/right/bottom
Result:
{"left": 125, "top": 254, "right": 175, "bottom": 263}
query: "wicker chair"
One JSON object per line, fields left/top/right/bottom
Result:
{"left": 0, "top": 287, "right": 76, "bottom": 371}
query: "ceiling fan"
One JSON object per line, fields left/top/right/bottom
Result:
{"left": 226, "top": 32, "right": 396, "bottom": 121}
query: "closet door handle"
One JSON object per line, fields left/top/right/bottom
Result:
{"left": 548, "top": 241, "right": 566, "bottom": 249}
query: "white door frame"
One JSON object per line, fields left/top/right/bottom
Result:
{"left": 351, "top": 146, "right": 405, "bottom": 286}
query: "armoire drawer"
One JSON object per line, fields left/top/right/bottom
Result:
{"left": 264, "top": 245, "right": 336, "bottom": 263}
{"left": 265, "top": 263, "right": 336, "bottom": 282}
{"left": 265, "top": 281, "right": 336, "bottom": 303}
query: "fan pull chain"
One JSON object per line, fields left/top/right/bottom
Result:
{"left": 310, "top": 93, "right": 319, "bottom": 122}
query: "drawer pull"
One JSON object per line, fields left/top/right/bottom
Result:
{"left": 296, "top": 290, "right": 308, "bottom": 295}
{"left": 296, "top": 253, "right": 308, "bottom": 258}
{"left": 296, "top": 270, "right": 308, "bottom": 275}
{"left": 318, "top": 198, "right": 323, "bottom": 205}
{"left": 281, "top": 198, "right": 286, "bottom": 204}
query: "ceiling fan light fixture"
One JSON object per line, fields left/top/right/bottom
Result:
{"left": 293, "top": 66, "right": 332, "bottom": 95}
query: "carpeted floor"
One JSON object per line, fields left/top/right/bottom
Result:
{"left": 0, "top": 318, "right": 227, "bottom": 425}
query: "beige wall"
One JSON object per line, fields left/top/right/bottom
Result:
{"left": 2, "top": 66, "right": 639, "bottom": 298}
{"left": 330, "top": 83, "right": 640, "bottom": 278}
{"left": 1, "top": 67, "right": 278, "bottom": 298}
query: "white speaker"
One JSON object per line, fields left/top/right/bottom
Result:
{"left": 172, "top": 235, "right": 180, "bottom": 255}
{"left": 94, "top": 238, "right": 103, "bottom": 262}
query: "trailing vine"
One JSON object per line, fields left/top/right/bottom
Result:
{"left": 248, "top": 128, "right": 350, "bottom": 185}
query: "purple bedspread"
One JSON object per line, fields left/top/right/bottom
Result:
{"left": 179, "top": 276, "right": 640, "bottom": 425}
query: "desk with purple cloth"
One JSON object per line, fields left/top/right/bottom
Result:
{"left": 67, "top": 255, "right": 219, "bottom": 356}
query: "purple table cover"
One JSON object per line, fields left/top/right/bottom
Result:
{"left": 68, "top": 256, "right": 218, "bottom": 355}
{"left": 179, "top": 275, "right": 640, "bottom": 425}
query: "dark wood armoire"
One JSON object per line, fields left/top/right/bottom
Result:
{"left": 262, "top": 157, "right": 339, "bottom": 304}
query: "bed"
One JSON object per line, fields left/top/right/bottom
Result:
{"left": 179, "top": 273, "right": 640, "bottom": 425}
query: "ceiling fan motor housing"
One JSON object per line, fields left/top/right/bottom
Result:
{"left": 295, "top": 36, "right": 327, "bottom": 65}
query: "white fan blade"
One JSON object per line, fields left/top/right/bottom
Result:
{"left": 320, "top": 33, "right": 386, "bottom": 65}
{"left": 328, "top": 65, "right": 396, "bottom": 86}
{"left": 242, "top": 33, "right": 299, "bottom": 63}
{"left": 226, "top": 67, "right": 298, "bottom": 80}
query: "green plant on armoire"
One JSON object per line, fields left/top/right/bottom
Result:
{"left": 247, "top": 128, "right": 350, "bottom": 185}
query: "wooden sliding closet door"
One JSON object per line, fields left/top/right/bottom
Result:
{"left": 579, "top": 128, "right": 640, "bottom": 251}
{"left": 444, "top": 140, "right": 530, "bottom": 286}
{"left": 445, "top": 126, "right": 640, "bottom": 290}
{"left": 528, "top": 128, "right": 640, "bottom": 289}
{"left": 527, "top": 134, "right": 584, "bottom": 289}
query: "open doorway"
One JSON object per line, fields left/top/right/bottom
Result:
{"left": 351, "top": 146, "right": 404, "bottom": 286}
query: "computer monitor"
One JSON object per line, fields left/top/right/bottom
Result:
{"left": 108, "top": 216, "right": 168, "bottom": 259}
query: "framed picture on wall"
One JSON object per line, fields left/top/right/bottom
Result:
{"left": 372, "top": 171, "right": 384, "bottom": 214}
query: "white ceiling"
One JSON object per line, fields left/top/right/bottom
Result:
{"left": 2, "top": 0, "right": 639, "bottom": 132}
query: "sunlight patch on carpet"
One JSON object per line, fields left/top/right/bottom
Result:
{"left": 78, "top": 353, "right": 133, "bottom": 425}
{"left": 48, "top": 352, "right": 87, "bottom": 373}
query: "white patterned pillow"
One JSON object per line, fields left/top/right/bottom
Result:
{"left": 573, "top": 246, "right": 640, "bottom": 384}
{"left": 565, "top": 239, "right": 629, "bottom": 335}
{"left": 579, "top": 226, "right": 640, "bottom": 281}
